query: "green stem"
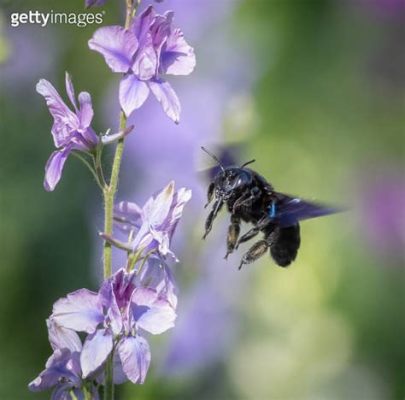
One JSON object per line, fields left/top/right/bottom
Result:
{"left": 83, "top": 386, "right": 92, "bottom": 400}
{"left": 127, "top": 248, "right": 143, "bottom": 272}
{"left": 136, "top": 249, "right": 156, "bottom": 276}
{"left": 103, "top": 112, "right": 127, "bottom": 279}
{"left": 103, "top": 1, "right": 139, "bottom": 399}
{"left": 93, "top": 147, "right": 107, "bottom": 187}
{"left": 103, "top": 351, "right": 114, "bottom": 400}
{"left": 125, "top": 0, "right": 137, "bottom": 28}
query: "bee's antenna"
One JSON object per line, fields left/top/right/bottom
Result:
{"left": 241, "top": 159, "right": 256, "bottom": 168}
{"left": 201, "top": 146, "right": 225, "bottom": 172}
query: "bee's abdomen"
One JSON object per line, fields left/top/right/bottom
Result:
{"left": 269, "top": 224, "right": 301, "bottom": 267}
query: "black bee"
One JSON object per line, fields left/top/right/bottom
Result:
{"left": 201, "top": 147, "right": 339, "bottom": 270}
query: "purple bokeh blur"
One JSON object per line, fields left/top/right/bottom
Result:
{"left": 356, "top": 166, "right": 405, "bottom": 264}
{"left": 0, "top": 25, "right": 60, "bottom": 98}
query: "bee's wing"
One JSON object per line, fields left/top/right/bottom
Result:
{"left": 272, "top": 193, "right": 342, "bottom": 227}
{"left": 196, "top": 166, "right": 222, "bottom": 181}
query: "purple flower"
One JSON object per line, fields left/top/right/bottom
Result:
{"left": 36, "top": 73, "right": 99, "bottom": 191}
{"left": 114, "top": 181, "right": 192, "bottom": 260}
{"left": 88, "top": 5, "right": 196, "bottom": 123}
{"left": 51, "top": 268, "right": 176, "bottom": 384}
{"left": 29, "top": 319, "right": 99, "bottom": 399}
{"left": 137, "top": 256, "right": 178, "bottom": 308}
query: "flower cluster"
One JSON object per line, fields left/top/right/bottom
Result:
{"left": 89, "top": 5, "right": 195, "bottom": 123}
{"left": 29, "top": 320, "right": 100, "bottom": 399}
{"left": 54, "top": 267, "right": 176, "bottom": 381}
{"left": 36, "top": 73, "right": 99, "bottom": 191}
{"left": 30, "top": 180, "right": 190, "bottom": 397}
{"left": 113, "top": 181, "right": 192, "bottom": 261}
{"left": 36, "top": 74, "right": 129, "bottom": 191}
{"left": 30, "top": 1, "right": 195, "bottom": 398}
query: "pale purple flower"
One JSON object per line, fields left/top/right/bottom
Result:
{"left": 114, "top": 181, "right": 192, "bottom": 260}
{"left": 51, "top": 268, "right": 176, "bottom": 384}
{"left": 88, "top": 5, "right": 196, "bottom": 123}
{"left": 36, "top": 73, "right": 99, "bottom": 191}
{"left": 29, "top": 319, "right": 99, "bottom": 399}
{"left": 137, "top": 256, "right": 178, "bottom": 308}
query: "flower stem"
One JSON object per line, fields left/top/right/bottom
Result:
{"left": 103, "top": 111, "right": 127, "bottom": 279}
{"left": 83, "top": 387, "right": 92, "bottom": 400}
{"left": 94, "top": 146, "right": 107, "bottom": 187}
{"left": 104, "top": 351, "right": 115, "bottom": 400}
{"left": 103, "top": 2, "right": 138, "bottom": 399}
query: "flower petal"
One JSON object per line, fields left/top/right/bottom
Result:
{"left": 98, "top": 279, "right": 123, "bottom": 336}
{"left": 137, "top": 258, "right": 178, "bottom": 308}
{"left": 80, "top": 329, "right": 113, "bottom": 378}
{"left": 44, "top": 146, "right": 72, "bottom": 192}
{"left": 52, "top": 288, "right": 103, "bottom": 334}
{"left": 132, "top": 6, "right": 156, "bottom": 47}
{"left": 51, "top": 382, "right": 76, "bottom": 400}
{"left": 148, "top": 79, "right": 180, "bottom": 123}
{"left": 145, "top": 181, "right": 175, "bottom": 227}
{"left": 129, "top": 221, "right": 154, "bottom": 253}
{"left": 100, "top": 125, "right": 133, "bottom": 145}
{"left": 131, "top": 287, "right": 158, "bottom": 308}
{"left": 112, "top": 351, "right": 129, "bottom": 385}
{"left": 77, "top": 92, "right": 94, "bottom": 130}
{"left": 162, "top": 187, "right": 192, "bottom": 241}
{"left": 150, "top": 11, "right": 173, "bottom": 49}
{"left": 117, "top": 336, "right": 151, "bottom": 384}
{"left": 132, "top": 40, "right": 158, "bottom": 81}
{"left": 93, "top": 346, "right": 129, "bottom": 386}
{"left": 161, "top": 28, "right": 196, "bottom": 76}
{"left": 114, "top": 201, "right": 143, "bottom": 232}
{"left": 135, "top": 300, "right": 176, "bottom": 335}
{"left": 131, "top": 287, "right": 176, "bottom": 334}
{"left": 36, "top": 79, "right": 79, "bottom": 147}
{"left": 47, "top": 319, "right": 82, "bottom": 353}
{"left": 119, "top": 75, "right": 150, "bottom": 117}
{"left": 88, "top": 26, "right": 138, "bottom": 73}
{"left": 65, "top": 72, "right": 77, "bottom": 111}
{"left": 28, "top": 349, "right": 74, "bottom": 392}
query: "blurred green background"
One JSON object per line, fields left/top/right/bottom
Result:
{"left": 0, "top": 0, "right": 404, "bottom": 399}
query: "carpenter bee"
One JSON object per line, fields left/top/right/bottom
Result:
{"left": 201, "top": 147, "right": 339, "bottom": 269}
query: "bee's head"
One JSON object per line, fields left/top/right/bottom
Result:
{"left": 201, "top": 146, "right": 255, "bottom": 200}
{"left": 214, "top": 167, "right": 253, "bottom": 200}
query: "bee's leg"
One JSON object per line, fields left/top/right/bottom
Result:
{"left": 235, "top": 227, "right": 260, "bottom": 249}
{"left": 238, "top": 222, "right": 276, "bottom": 269}
{"left": 232, "top": 187, "right": 261, "bottom": 213}
{"left": 225, "top": 214, "right": 241, "bottom": 259}
{"left": 204, "top": 182, "right": 215, "bottom": 208}
{"left": 231, "top": 191, "right": 249, "bottom": 213}
{"left": 238, "top": 239, "right": 269, "bottom": 270}
{"left": 235, "top": 216, "right": 272, "bottom": 249}
{"left": 203, "top": 199, "right": 223, "bottom": 239}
